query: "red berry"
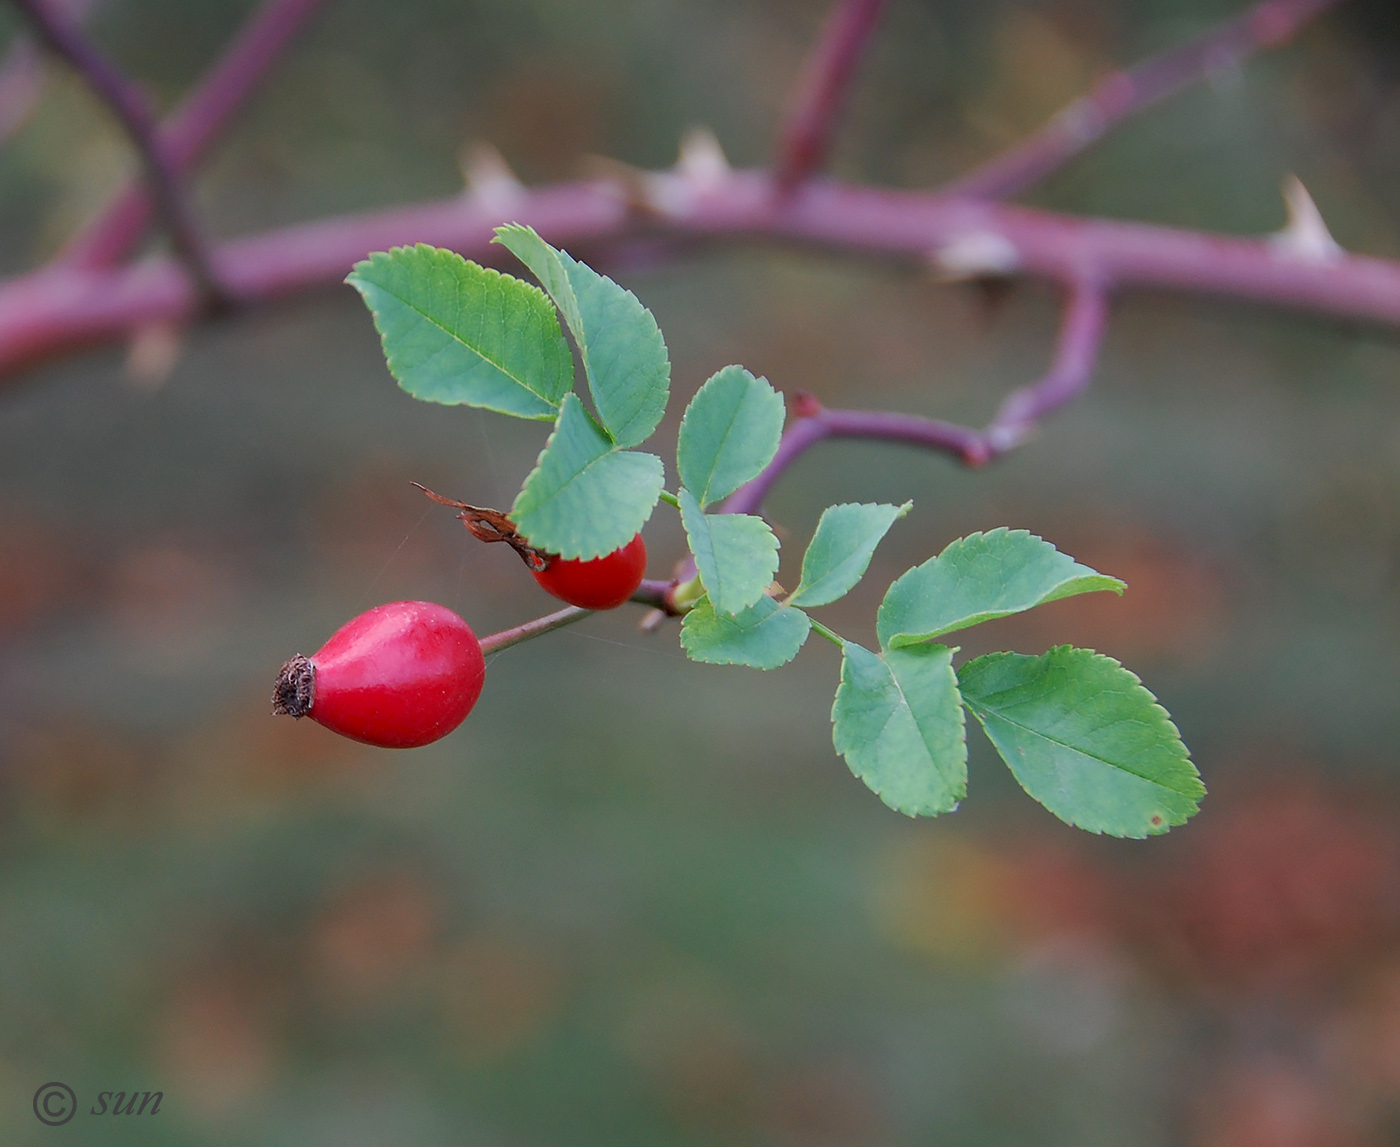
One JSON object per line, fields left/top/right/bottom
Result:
{"left": 272, "top": 601, "right": 485, "bottom": 748}
{"left": 532, "top": 533, "right": 647, "bottom": 610}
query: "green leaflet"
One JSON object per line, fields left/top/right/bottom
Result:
{"left": 346, "top": 245, "right": 572, "bottom": 420}
{"left": 958, "top": 647, "right": 1204, "bottom": 838}
{"left": 790, "top": 501, "right": 910, "bottom": 608}
{"left": 512, "top": 394, "right": 665, "bottom": 559}
{"left": 877, "top": 528, "right": 1126, "bottom": 648}
{"left": 675, "top": 365, "right": 785, "bottom": 508}
{"left": 680, "top": 594, "right": 811, "bottom": 669}
{"left": 831, "top": 642, "right": 966, "bottom": 817}
{"left": 678, "top": 487, "right": 781, "bottom": 616}
{"left": 494, "top": 224, "right": 670, "bottom": 449}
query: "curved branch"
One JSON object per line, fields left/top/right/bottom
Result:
{"left": 11, "top": 0, "right": 226, "bottom": 306}
{"left": 945, "top": 0, "right": 1342, "bottom": 201}
{"left": 719, "top": 407, "right": 984, "bottom": 520}
{"left": 58, "top": 0, "right": 328, "bottom": 270}
{"left": 0, "top": 33, "right": 48, "bottom": 142}
{"left": 773, "top": 0, "right": 887, "bottom": 192}
{"left": 0, "top": 0, "right": 100, "bottom": 144}
{"left": 1, "top": 170, "right": 1397, "bottom": 376}
{"left": 720, "top": 279, "right": 1108, "bottom": 516}
{"left": 982, "top": 277, "right": 1109, "bottom": 453}
{"left": 0, "top": 0, "right": 1377, "bottom": 375}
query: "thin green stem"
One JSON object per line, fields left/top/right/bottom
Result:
{"left": 808, "top": 618, "right": 845, "bottom": 648}
{"left": 657, "top": 490, "right": 681, "bottom": 509}
{"left": 479, "top": 605, "right": 590, "bottom": 655}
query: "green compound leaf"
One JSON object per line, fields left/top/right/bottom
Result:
{"left": 678, "top": 487, "right": 780, "bottom": 616}
{"left": 675, "top": 365, "right": 785, "bottom": 508}
{"left": 512, "top": 393, "right": 664, "bottom": 559}
{"left": 494, "top": 224, "right": 670, "bottom": 449}
{"left": 958, "top": 647, "right": 1204, "bottom": 838}
{"left": 680, "top": 594, "right": 810, "bottom": 669}
{"left": 877, "top": 528, "right": 1126, "bottom": 649}
{"left": 790, "top": 501, "right": 911, "bottom": 608}
{"left": 346, "top": 245, "right": 572, "bottom": 420}
{"left": 831, "top": 642, "right": 967, "bottom": 817}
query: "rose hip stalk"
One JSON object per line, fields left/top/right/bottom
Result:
{"left": 272, "top": 601, "right": 485, "bottom": 748}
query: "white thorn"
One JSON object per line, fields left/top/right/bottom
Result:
{"left": 931, "top": 231, "right": 1021, "bottom": 280}
{"left": 642, "top": 127, "right": 733, "bottom": 218}
{"left": 1053, "top": 96, "right": 1107, "bottom": 147}
{"left": 1271, "top": 175, "right": 1342, "bottom": 263}
{"left": 124, "top": 322, "right": 183, "bottom": 391}
{"left": 461, "top": 142, "right": 524, "bottom": 216}
{"left": 676, "top": 127, "right": 729, "bottom": 189}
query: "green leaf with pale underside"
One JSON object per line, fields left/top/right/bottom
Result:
{"left": 494, "top": 224, "right": 670, "bottom": 448}
{"left": 958, "top": 646, "right": 1203, "bottom": 838}
{"left": 675, "top": 366, "right": 785, "bottom": 508}
{"left": 877, "top": 528, "right": 1126, "bottom": 649}
{"left": 680, "top": 594, "right": 810, "bottom": 668}
{"left": 831, "top": 641, "right": 966, "bottom": 816}
{"left": 511, "top": 394, "right": 664, "bottom": 559}
{"left": 347, "top": 245, "right": 572, "bottom": 420}
{"left": 678, "top": 488, "right": 780, "bottom": 616}
{"left": 790, "top": 501, "right": 910, "bottom": 607}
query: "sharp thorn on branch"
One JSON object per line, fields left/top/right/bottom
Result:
{"left": 124, "top": 321, "right": 184, "bottom": 391}
{"left": 931, "top": 232, "right": 1022, "bottom": 281}
{"left": 1271, "top": 175, "right": 1343, "bottom": 263}
{"left": 676, "top": 127, "right": 730, "bottom": 189}
{"left": 462, "top": 141, "right": 524, "bottom": 216}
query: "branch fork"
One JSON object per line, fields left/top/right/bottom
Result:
{"left": 0, "top": 0, "right": 1359, "bottom": 667}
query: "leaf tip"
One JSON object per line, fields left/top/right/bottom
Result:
{"left": 491, "top": 221, "right": 535, "bottom": 243}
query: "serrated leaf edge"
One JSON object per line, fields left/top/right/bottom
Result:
{"left": 678, "top": 595, "right": 811, "bottom": 669}
{"left": 676, "top": 366, "right": 784, "bottom": 508}
{"left": 832, "top": 642, "right": 968, "bottom": 817}
{"left": 511, "top": 394, "right": 664, "bottom": 558}
{"left": 790, "top": 500, "right": 912, "bottom": 608}
{"left": 678, "top": 488, "right": 780, "bottom": 616}
{"left": 958, "top": 647, "right": 1204, "bottom": 799}
{"left": 347, "top": 245, "right": 566, "bottom": 419}
{"left": 880, "top": 527, "right": 1127, "bottom": 647}
{"left": 493, "top": 224, "right": 670, "bottom": 448}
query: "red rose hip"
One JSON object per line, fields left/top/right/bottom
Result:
{"left": 532, "top": 533, "right": 647, "bottom": 610}
{"left": 272, "top": 600, "right": 485, "bottom": 748}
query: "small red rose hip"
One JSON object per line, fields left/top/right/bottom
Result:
{"left": 532, "top": 533, "right": 647, "bottom": 610}
{"left": 272, "top": 601, "right": 485, "bottom": 748}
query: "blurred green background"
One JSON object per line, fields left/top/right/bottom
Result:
{"left": 3, "top": 0, "right": 1400, "bottom": 1143}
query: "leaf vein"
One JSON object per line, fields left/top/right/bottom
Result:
{"left": 965, "top": 700, "right": 1195, "bottom": 794}
{"left": 375, "top": 280, "right": 558, "bottom": 406}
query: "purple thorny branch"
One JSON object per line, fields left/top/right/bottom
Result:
{"left": 8, "top": 0, "right": 228, "bottom": 305}
{"left": 0, "top": 0, "right": 1364, "bottom": 627}
{"left": 6, "top": 0, "right": 327, "bottom": 278}
{"left": 722, "top": 277, "right": 1110, "bottom": 517}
